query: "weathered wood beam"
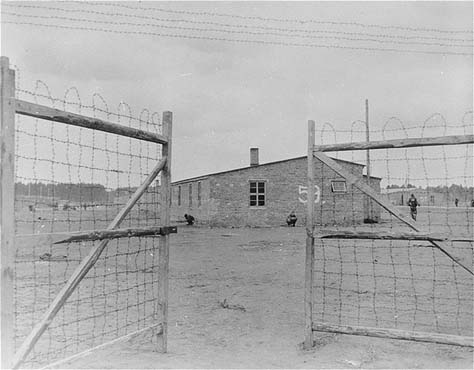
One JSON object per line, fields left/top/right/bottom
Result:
{"left": 12, "top": 156, "right": 168, "bottom": 369}
{"left": 53, "top": 226, "right": 177, "bottom": 244}
{"left": 313, "top": 322, "right": 473, "bottom": 347}
{"left": 313, "top": 134, "right": 474, "bottom": 152}
{"left": 15, "top": 99, "right": 168, "bottom": 145}
{"left": 304, "top": 120, "right": 316, "bottom": 350}
{"left": 1, "top": 56, "right": 15, "bottom": 370}
{"left": 39, "top": 323, "right": 162, "bottom": 370}
{"left": 157, "top": 111, "right": 172, "bottom": 353}
{"left": 312, "top": 151, "right": 473, "bottom": 276}
{"left": 319, "top": 229, "right": 474, "bottom": 243}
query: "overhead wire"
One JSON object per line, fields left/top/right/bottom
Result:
{"left": 3, "top": 2, "right": 472, "bottom": 44}
{"left": 3, "top": 20, "right": 472, "bottom": 56}
{"left": 77, "top": 0, "right": 474, "bottom": 35}
{"left": 2, "top": 10, "right": 472, "bottom": 50}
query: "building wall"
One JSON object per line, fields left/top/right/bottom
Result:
{"left": 171, "top": 177, "right": 214, "bottom": 224}
{"left": 171, "top": 157, "right": 380, "bottom": 227}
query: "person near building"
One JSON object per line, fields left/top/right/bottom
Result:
{"left": 184, "top": 213, "right": 195, "bottom": 225}
{"left": 407, "top": 194, "right": 419, "bottom": 221}
{"left": 286, "top": 211, "right": 297, "bottom": 227}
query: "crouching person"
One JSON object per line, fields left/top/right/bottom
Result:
{"left": 184, "top": 213, "right": 195, "bottom": 225}
{"left": 286, "top": 212, "right": 297, "bottom": 227}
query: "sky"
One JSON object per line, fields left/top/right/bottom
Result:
{"left": 1, "top": 1, "right": 473, "bottom": 187}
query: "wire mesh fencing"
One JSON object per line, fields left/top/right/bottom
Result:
{"left": 11, "top": 67, "right": 169, "bottom": 367}
{"left": 308, "top": 112, "right": 473, "bottom": 345}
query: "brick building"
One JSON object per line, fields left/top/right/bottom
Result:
{"left": 171, "top": 148, "right": 381, "bottom": 227}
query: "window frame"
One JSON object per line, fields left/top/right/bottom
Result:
{"left": 249, "top": 180, "right": 266, "bottom": 207}
{"left": 197, "top": 181, "right": 202, "bottom": 207}
{"left": 331, "top": 180, "right": 347, "bottom": 193}
{"left": 189, "top": 183, "right": 192, "bottom": 206}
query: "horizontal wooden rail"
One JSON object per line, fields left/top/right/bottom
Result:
{"left": 313, "top": 322, "right": 473, "bottom": 347}
{"left": 313, "top": 134, "right": 474, "bottom": 152}
{"left": 39, "top": 323, "right": 162, "bottom": 370}
{"left": 319, "top": 229, "right": 474, "bottom": 243}
{"left": 15, "top": 99, "right": 168, "bottom": 144}
{"left": 54, "top": 226, "right": 177, "bottom": 244}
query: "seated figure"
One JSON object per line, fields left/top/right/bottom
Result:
{"left": 286, "top": 212, "right": 297, "bottom": 227}
{"left": 184, "top": 213, "right": 195, "bottom": 225}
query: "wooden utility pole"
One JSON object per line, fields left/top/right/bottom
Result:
{"left": 304, "top": 120, "right": 315, "bottom": 349}
{"left": 365, "top": 99, "right": 372, "bottom": 220}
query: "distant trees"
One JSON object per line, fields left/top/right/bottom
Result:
{"left": 15, "top": 182, "right": 109, "bottom": 203}
{"left": 386, "top": 184, "right": 415, "bottom": 189}
{"left": 386, "top": 183, "right": 474, "bottom": 201}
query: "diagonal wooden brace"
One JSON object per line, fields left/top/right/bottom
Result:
{"left": 312, "top": 151, "right": 473, "bottom": 276}
{"left": 11, "top": 156, "right": 168, "bottom": 369}
{"left": 53, "top": 226, "right": 177, "bottom": 244}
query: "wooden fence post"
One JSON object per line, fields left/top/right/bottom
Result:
{"left": 1, "top": 56, "right": 16, "bottom": 369}
{"left": 304, "top": 120, "right": 315, "bottom": 349}
{"left": 158, "top": 111, "right": 172, "bottom": 352}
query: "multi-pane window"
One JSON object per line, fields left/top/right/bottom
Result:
{"left": 189, "top": 183, "right": 192, "bottom": 206}
{"left": 198, "top": 181, "right": 202, "bottom": 207}
{"left": 249, "top": 181, "right": 265, "bottom": 207}
{"left": 178, "top": 186, "right": 181, "bottom": 206}
{"left": 331, "top": 180, "right": 347, "bottom": 193}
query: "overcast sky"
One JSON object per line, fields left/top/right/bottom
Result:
{"left": 1, "top": 1, "right": 473, "bottom": 186}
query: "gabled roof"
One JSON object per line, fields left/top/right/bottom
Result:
{"left": 172, "top": 155, "right": 378, "bottom": 185}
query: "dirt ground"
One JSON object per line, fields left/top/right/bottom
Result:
{"left": 50, "top": 226, "right": 473, "bottom": 369}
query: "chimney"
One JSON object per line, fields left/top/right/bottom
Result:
{"left": 250, "top": 147, "right": 259, "bottom": 166}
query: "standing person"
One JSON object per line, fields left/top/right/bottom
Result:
{"left": 407, "top": 194, "right": 419, "bottom": 221}
{"left": 455, "top": 198, "right": 459, "bottom": 207}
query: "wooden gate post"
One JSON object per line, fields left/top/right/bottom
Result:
{"left": 1, "top": 56, "right": 16, "bottom": 369}
{"left": 158, "top": 111, "right": 172, "bottom": 352}
{"left": 304, "top": 120, "right": 315, "bottom": 349}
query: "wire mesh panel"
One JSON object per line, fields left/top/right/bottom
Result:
{"left": 309, "top": 113, "right": 473, "bottom": 343}
{"left": 12, "top": 74, "right": 167, "bottom": 367}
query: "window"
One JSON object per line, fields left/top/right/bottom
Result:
{"left": 189, "top": 183, "right": 192, "bottom": 206}
{"left": 430, "top": 195, "right": 435, "bottom": 204}
{"left": 178, "top": 186, "right": 181, "bottom": 206}
{"left": 331, "top": 180, "right": 347, "bottom": 193}
{"left": 249, "top": 181, "right": 265, "bottom": 207}
{"left": 198, "top": 181, "right": 202, "bottom": 207}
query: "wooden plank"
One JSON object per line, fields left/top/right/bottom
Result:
{"left": 365, "top": 99, "right": 372, "bottom": 220}
{"left": 312, "top": 151, "right": 473, "bottom": 276}
{"left": 12, "top": 156, "right": 168, "bottom": 369}
{"left": 15, "top": 99, "right": 168, "bottom": 145}
{"left": 304, "top": 120, "right": 315, "bottom": 349}
{"left": 313, "top": 134, "right": 474, "bottom": 152}
{"left": 0, "top": 56, "right": 15, "bottom": 370}
{"left": 53, "top": 226, "right": 177, "bottom": 244}
{"left": 157, "top": 111, "right": 172, "bottom": 353}
{"left": 313, "top": 322, "right": 473, "bottom": 347}
{"left": 39, "top": 323, "right": 162, "bottom": 370}
{"left": 319, "top": 229, "right": 474, "bottom": 243}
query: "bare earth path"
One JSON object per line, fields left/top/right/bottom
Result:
{"left": 60, "top": 227, "right": 473, "bottom": 369}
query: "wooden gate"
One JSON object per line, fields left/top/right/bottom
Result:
{"left": 1, "top": 56, "right": 175, "bottom": 368}
{"left": 304, "top": 119, "right": 473, "bottom": 349}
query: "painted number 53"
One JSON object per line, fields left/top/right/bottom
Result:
{"left": 298, "top": 185, "right": 320, "bottom": 204}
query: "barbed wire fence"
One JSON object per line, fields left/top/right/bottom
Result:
{"left": 1, "top": 1, "right": 473, "bottom": 56}
{"left": 305, "top": 112, "right": 473, "bottom": 348}
{"left": 2, "top": 60, "right": 172, "bottom": 368}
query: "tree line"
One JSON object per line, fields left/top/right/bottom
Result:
{"left": 15, "top": 182, "right": 141, "bottom": 203}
